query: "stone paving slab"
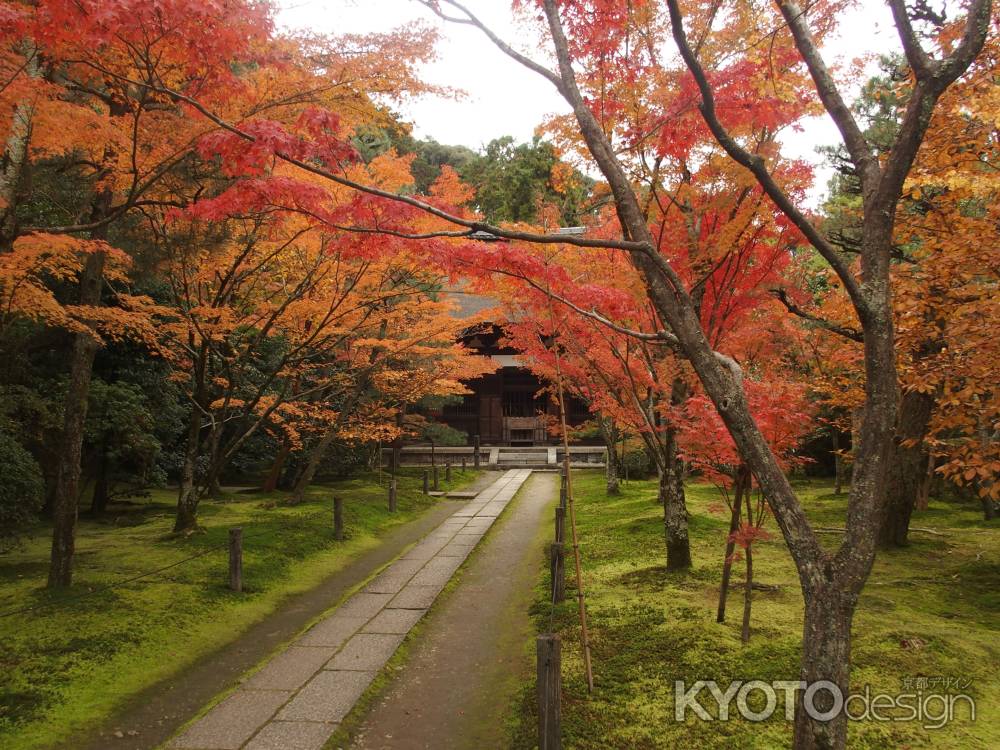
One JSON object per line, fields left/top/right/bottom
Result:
{"left": 244, "top": 721, "right": 336, "bottom": 750}
{"left": 170, "top": 469, "right": 533, "bottom": 750}
{"left": 437, "top": 542, "right": 474, "bottom": 559}
{"left": 276, "top": 670, "right": 375, "bottom": 723}
{"left": 172, "top": 690, "right": 292, "bottom": 749}
{"left": 243, "top": 646, "right": 336, "bottom": 692}
{"left": 362, "top": 607, "right": 426, "bottom": 634}
{"left": 326, "top": 633, "right": 406, "bottom": 671}
{"left": 410, "top": 565, "right": 459, "bottom": 588}
{"left": 335, "top": 592, "right": 394, "bottom": 620}
{"left": 296, "top": 614, "right": 367, "bottom": 648}
{"left": 363, "top": 569, "right": 414, "bottom": 594}
{"left": 389, "top": 583, "right": 446, "bottom": 610}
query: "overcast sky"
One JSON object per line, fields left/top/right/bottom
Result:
{"left": 276, "top": 0, "right": 899, "bottom": 203}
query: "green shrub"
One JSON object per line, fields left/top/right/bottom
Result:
{"left": 621, "top": 444, "right": 656, "bottom": 479}
{"left": 0, "top": 431, "right": 44, "bottom": 552}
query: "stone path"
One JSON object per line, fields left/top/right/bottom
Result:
{"left": 349, "top": 471, "right": 556, "bottom": 750}
{"left": 169, "top": 469, "right": 533, "bottom": 750}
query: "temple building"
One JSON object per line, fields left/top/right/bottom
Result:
{"left": 435, "top": 291, "right": 589, "bottom": 447}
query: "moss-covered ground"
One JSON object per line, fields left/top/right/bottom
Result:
{"left": 0, "top": 468, "right": 480, "bottom": 750}
{"left": 509, "top": 472, "right": 999, "bottom": 749}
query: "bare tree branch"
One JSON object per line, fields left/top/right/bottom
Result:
{"left": 776, "top": 2, "right": 876, "bottom": 181}
{"left": 769, "top": 288, "right": 863, "bottom": 342}
{"left": 415, "top": 0, "right": 565, "bottom": 91}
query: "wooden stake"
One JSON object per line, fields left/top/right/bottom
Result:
{"left": 433, "top": 465, "right": 439, "bottom": 492}
{"left": 445, "top": 462, "right": 451, "bottom": 483}
{"left": 555, "top": 506, "right": 565, "bottom": 544}
{"left": 473, "top": 435, "right": 481, "bottom": 468}
{"left": 536, "top": 634, "right": 562, "bottom": 750}
{"left": 550, "top": 542, "right": 565, "bottom": 603}
{"left": 388, "top": 480, "right": 397, "bottom": 513}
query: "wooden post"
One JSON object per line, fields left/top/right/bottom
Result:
{"left": 422, "top": 469, "right": 429, "bottom": 494}
{"left": 433, "top": 465, "right": 439, "bottom": 492}
{"left": 445, "top": 462, "right": 451, "bottom": 483}
{"left": 473, "top": 435, "right": 481, "bottom": 468}
{"left": 536, "top": 634, "right": 562, "bottom": 750}
{"left": 333, "top": 497, "right": 345, "bottom": 540}
{"left": 559, "top": 476, "right": 567, "bottom": 510}
{"left": 550, "top": 542, "right": 565, "bottom": 603}
{"left": 388, "top": 480, "right": 397, "bottom": 512}
{"left": 462, "top": 456, "right": 467, "bottom": 472}
{"left": 229, "top": 528, "right": 243, "bottom": 592}
{"left": 555, "top": 506, "right": 565, "bottom": 544}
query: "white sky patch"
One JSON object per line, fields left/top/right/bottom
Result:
{"left": 277, "top": 0, "right": 900, "bottom": 206}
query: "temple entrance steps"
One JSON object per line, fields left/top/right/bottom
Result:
{"left": 495, "top": 446, "right": 555, "bottom": 467}
{"left": 383, "top": 445, "right": 606, "bottom": 468}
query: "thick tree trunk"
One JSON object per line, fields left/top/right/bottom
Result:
{"left": 289, "top": 426, "right": 337, "bottom": 505}
{"left": 661, "top": 427, "right": 691, "bottom": 570}
{"left": 598, "top": 417, "right": 621, "bottom": 495}
{"left": 262, "top": 439, "right": 292, "bottom": 492}
{"left": 605, "top": 452, "right": 620, "bottom": 495}
{"left": 47, "top": 250, "right": 106, "bottom": 588}
{"left": 174, "top": 404, "right": 202, "bottom": 532}
{"left": 793, "top": 589, "right": 855, "bottom": 750}
{"left": 878, "top": 389, "right": 935, "bottom": 548}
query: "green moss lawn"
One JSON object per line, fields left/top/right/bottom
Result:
{"left": 509, "top": 471, "right": 999, "bottom": 749}
{"left": 0, "top": 468, "right": 480, "bottom": 750}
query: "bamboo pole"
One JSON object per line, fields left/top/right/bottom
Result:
{"left": 546, "top": 293, "right": 594, "bottom": 692}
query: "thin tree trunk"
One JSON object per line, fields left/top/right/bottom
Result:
{"left": 90, "top": 450, "right": 110, "bottom": 516}
{"left": 916, "top": 453, "right": 934, "bottom": 511}
{"left": 832, "top": 430, "right": 843, "bottom": 496}
{"left": 741, "top": 486, "right": 754, "bottom": 644}
{"left": 717, "top": 466, "right": 749, "bottom": 623}
{"left": 0, "top": 43, "right": 39, "bottom": 252}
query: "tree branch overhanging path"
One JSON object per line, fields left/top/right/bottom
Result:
{"left": 414, "top": 2, "right": 990, "bottom": 749}
{"left": 81, "top": 2, "right": 992, "bottom": 748}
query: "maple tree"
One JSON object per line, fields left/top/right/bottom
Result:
{"left": 0, "top": 3, "right": 993, "bottom": 748}
{"left": 118, "top": 3, "right": 985, "bottom": 742}
{"left": 793, "top": 32, "right": 1000, "bottom": 541}
{"left": 0, "top": 0, "right": 447, "bottom": 583}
